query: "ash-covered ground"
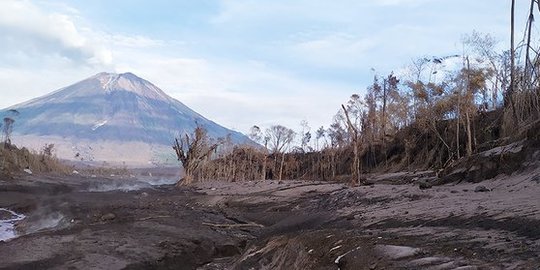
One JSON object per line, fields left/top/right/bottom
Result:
{"left": 0, "top": 168, "right": 539, "bottom": 269}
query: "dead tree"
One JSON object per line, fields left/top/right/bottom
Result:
{"left": 2, "top": 117, "right": 15, "bottom": 147}
{"left": 265, "top": 125, "right": 295, "bottom": 180}
{"left": 342, "top": 104, "right": 361, "bottom": 186}
{"left": 173, "top": 126, "right": 221, "bottom": 185}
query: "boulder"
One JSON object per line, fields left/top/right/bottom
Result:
{"left": 474, "top": 185, "right": 490, "bottom": 193}
{"left": 101, "top": 213, "right": 116, "bottom": 221}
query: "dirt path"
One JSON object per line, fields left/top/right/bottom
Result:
{"left": 0, "top": 169, "right": 539, "bottom": 269}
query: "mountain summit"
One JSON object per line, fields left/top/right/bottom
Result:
{"left": 2, "top": 72, "right": 251, "bottom": 166}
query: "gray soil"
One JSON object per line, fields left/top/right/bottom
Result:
{"left": 0, "top": 168, "right": 539, "bottom": 270}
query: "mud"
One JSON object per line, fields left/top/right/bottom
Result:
{"left": 0, "top": 169, "right": 539, "bottom": 269}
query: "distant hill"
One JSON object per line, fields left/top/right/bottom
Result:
{"left": 1, "top": 72, "right": 252, "bottom": 166}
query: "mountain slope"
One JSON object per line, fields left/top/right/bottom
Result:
{"left": 1, "top": 72, "right": 251, "bottom": 166}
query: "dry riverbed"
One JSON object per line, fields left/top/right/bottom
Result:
{"left": 0, "top": 169, "right": 539, "bottom": 269}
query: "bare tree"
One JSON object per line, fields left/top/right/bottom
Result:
{"left": 42, "top": 144, "right": 55, "bottom": 157}
{"left": 315, "top": 126, "right": 326, "bottom": 151}
{"left": 265, "top": 125, "right": 296, "bottom": 154}
{"left": 1, "top": 110, "right": 19, "bottom": 148}
{"left": 248, "top": 125, "right": 270, "bottom": 180}
{"left": 173, "top": 126, "right": 221, "bottom": 185}
{"left": 2, "top": 117, "right": 15, "bottom": 147}
{"left": 248, "top": 125, "right": 263, "bottom": 143}
{"left": 342, "top": 104, "right": 361, "bottom": 185}
{"left": 506, "top": 0, "right": 520, "bottom": 125}
{"left": 265, "top": 125, "right": 295, "bottom": 180}
{"left": 299, "top": 120, "right": 312, "bottom": 152}
{"left": 463, "top": 31, "right": 502, "bottom": 109}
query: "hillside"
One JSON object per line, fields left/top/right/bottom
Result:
{"left": 1, "top": 72, "right": 252, "bottom": 166}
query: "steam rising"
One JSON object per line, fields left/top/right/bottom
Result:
{"left": 87, "top": 177, "right": 177, "bottom": 192}
{"left": 22, "top": 212, "right": 66, "bottom": 234}
{"left": 0, "top": 208, "right": 25, "bottom": 242}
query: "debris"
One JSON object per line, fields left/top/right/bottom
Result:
{"left": 474, "top": 185, "right": 490, "bottom": 192}
{"left": 374, "top": 244, "right": 421, "bottom": 259}
{"left": 138, "top": 215, "right": 171, "bottom": 221}
{"left": 202, "top": 222, "right": 264, "bottom": 228}
{"left": 101, "top": 213, "right": 116, "bottom": 221}
{"left": 23, "top": 168, "right": 32, "bottom": 175}
{"left": 418, "top": 181, "right": 432, "bottom": 189}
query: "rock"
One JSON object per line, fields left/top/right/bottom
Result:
{"left": 72, "top": 170, "right": 80, "bottom": 175}
{"left": 474, "top": 185, "right": 490, "bottom": 192}
{"left": 418, "top": 181, "right": 432, "bottom": 189}
{"left": 215, "top": 244, "right": 240, "bottom": 257}
{"left": 101, "top": 213, "right": 116, "bottom": 221}
{"left": 374, "top": 244, "right": 421, "bottom": 259}
{"left": 23, "top": 168, "right": 33, "bottom": 175}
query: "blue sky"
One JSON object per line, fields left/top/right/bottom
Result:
{"left": 0, "top": 0, "right": 528, "bottom": 134}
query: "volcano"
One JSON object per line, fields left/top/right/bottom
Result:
{"left": 1, "top": 72, "right": 251, "bottom": 166}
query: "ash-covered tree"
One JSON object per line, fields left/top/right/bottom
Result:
{"left": 462, "top": 31, "right": 505, "bottom": 109}
{"left": 248, "top": 125, "right": 263, "bottom": 143}
{"left": 299, "top": 120, "right": 312, "bottom": 152}
{"left": 2, "top": 110, "right": 19, "bottom": 147}
{"left": 249, "top": 125, "right": 270, "bottom": 180}
{"left": 265, "top": 125, "right": 296, "bottom": 154}
{"left": 265, "top": 125, "right": 295, "bottom": 180}
{"left": 173, "top": 126, "right": 222, "bottom": 185}
{"left": 315, "top": 126, "right": 326, "bottom": 151}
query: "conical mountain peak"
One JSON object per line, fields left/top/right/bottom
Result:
{"left": 1, "top": 72, "right": 251, "bottom": 165}
{"left": 88, "top": 72, "right": 171, "bottom": 101}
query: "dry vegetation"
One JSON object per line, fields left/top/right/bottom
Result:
{"left": 175, "top": 11, "right": 540, "bottom": 185}
{"left": 0, "top": 143, "right": 71, "bottom": 177}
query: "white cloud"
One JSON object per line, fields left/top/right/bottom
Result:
{"left": 292, "top": 33, "right": 378, "bottom": 68}
{"left": 108, "top": 34, "right": 166, "bottom": 48}
{"left": 112, "top": 53, "right": 349, "bottom": 132}
{"left": 0, "top": 0, "right": 518, "bottom": 137}
{"left": 376, "top": 0, "right": 436, "bottom": 7}
{"left": 0, "top": 0, "right": 112, "bottom": 66}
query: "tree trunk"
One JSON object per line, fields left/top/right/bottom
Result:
{"left": 331, "top": 150, "right": 336, "bottom": 179}
{"left": 466, "top": 110, "right": 473, "bottom": 157}
{"left": 279, "top": 152, "right": 285, "bottom": 180}
{"left": 507, "top": 0, "right": 519, "bottom": 124}
{"left": 262, "top": 155, "right": 267, "bottom": 180}
{"left": 342, "top": 104, "right": 360, "bottom": 185}
{"left": 525, "top": 0, "right": 536, "bottom": 84}
{"left": 510, "top": 0, "right": 516, "bottom": 96}
{"left": 465, "top": 57, "right": 474, "bottom": 157}
{"left": 382, "top": 79, "right": 388, "bottom": 139}
{"left": 456, "top": 94, "right": 461, "bottom": 159}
